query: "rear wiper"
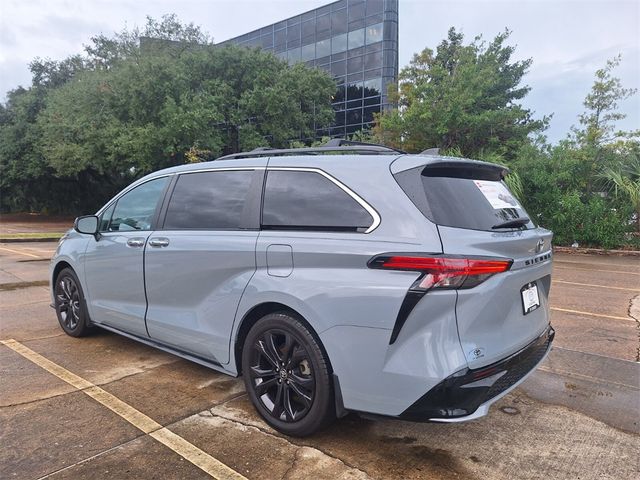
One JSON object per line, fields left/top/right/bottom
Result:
{"left": 491, "top": 218, "right": 530, "bottom": 229}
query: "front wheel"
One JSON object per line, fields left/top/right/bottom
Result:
{"left": 54, "top": 268, "right": 92, "bottom": 337}
{"left": 242, "top": 312, "right": 335, "bottom": 436}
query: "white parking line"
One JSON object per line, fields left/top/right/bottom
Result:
{"left": 553, "top": 280, "right": 640, "bottom": 293}
{"left": 550, "top": 307, "right": 634, "bottom": 322}
{"left": 1, "top": 339, "right": 247, "bottom": 480}
{"left": 0, "top": 246, "right": 43, "bottom": 259}
{"left": 554, "top": 265, "right": 640, "bottom": 276}
{"left": 554, "top": 259, "right": 640, "bottom": 270}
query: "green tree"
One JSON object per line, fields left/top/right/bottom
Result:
{"left": 570, "top": 55, "right": 639, "bottom": 194}
{"left": 374, "top": 28, "right": 548, "bottom": 158}
{"left": 0, "top": 16, "right": 335, "bottom": 214}
{"left": 602, "top": 147, "right": 640, "bottom": 233}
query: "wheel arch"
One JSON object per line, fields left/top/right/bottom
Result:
{"left": 233, "top": 301, "right": 334, "bottom": 377}
{"left": 52, "top": 260, "right": 73, "bottom": 288}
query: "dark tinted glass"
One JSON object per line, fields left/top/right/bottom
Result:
{"left": 99, "top": 203, "right": 115, "bottom": 232}
{"left": 262, "top": 171, "right": 373, "bottom": 231}
{"left": 164, "top": 171, "right": 253, "bottom": 230}
{"left": 109, "top": 177, "right": 168, "bottom": 232}
{"left": 394, "top": 166, "right": 534, "bottom": 231}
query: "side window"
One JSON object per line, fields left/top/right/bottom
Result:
{"left": 164, "top": 170, "right": 254, "bottom": 230}
{"left": 98, "top": 203, "right": 115, "bottom": 232}
{"left": 109, "top": 177, "right": 168, "bottom": 232}
{"left": 262, "top": 170, "right": 374, "bottom": 232}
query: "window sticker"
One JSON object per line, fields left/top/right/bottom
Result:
{"left": 473, "top": 180, "right": 519, "bottom": 210}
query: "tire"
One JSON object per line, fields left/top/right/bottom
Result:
{"left": 242, "top": 312, "right": 335, "bottom": 436}
{"left": 54, "top": 267, "right": 92, "bottom": 337}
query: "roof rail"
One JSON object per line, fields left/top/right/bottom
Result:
{"left": 216, "top": 139, "right": 405, "bottom": 160}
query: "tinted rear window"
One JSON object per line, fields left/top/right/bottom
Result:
{"left": 394, "top": 165, "right": 534, "bottom": 231}
{"left": 262, "top": 170, "right": 373, "bottom": 232}
{"left": 164, "top": 170, "right": 254, "bottom": 230}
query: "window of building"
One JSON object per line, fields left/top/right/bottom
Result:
{"left": 301, "top": 43, "right": 315, "bottom": 61}
{"left": 262, "top": 170, "right": 373, "bottom": 232}
{"left": 331, "top": 60, "right": 346, "bottom": 77}
{"left": 301, "top": 20, "right": 315, "bottom": 38}
{"left": 331, "top": 10, "right": 348, "bottom": 34}
{"left": 348, "top": 28, "right": 365, "bottom": 50}
{"left": 287, "top": 23, "right": 300, "bottom": 42}
{"left": 366, "top": 23, "right": 383, "bottom": 44}
{"left": 287, "top": 47, "right": 301, "bottom": 64}
{"left": 316, "top": 38, "right": 331, "bottom": 58}
{"left": 349, "top": 1, "right": 366, "bottom": 21}
{"left": 274, "top": 29, "right": 286, "bottom": 47}
{"left": 364, "top": 50, "right": 382, "bottom": 71}
{"left": 347, "top": 55, "right": 363, "bottom": 73}
{"left": 346, "top": 108, "right": 362, "bottom": 125}
{"left": 366, "top": 0, "right": 384, "bottom": 15}
{"left": 164, "top": 171, "right": 254, "bottom": 230}
{"left": 364, "top": 77, "right": 382, "bottom": 96}
{"left": 109, "top": 177, "right": 168, "bottom": 232}
{"left": 317, "top": 13, "right": 330, "bottom": 33}
{"left": 331, "top": 33, "right": 348, "bottom": 54}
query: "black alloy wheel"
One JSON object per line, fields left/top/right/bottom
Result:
{"left": 249, "top": 329, "right": 315, "bottom": 422}
{"left": 54, "top": 268, "right": 92, "bottom": 337}
{"left": 242, "top": 313, "right": 335, "bottom": 436}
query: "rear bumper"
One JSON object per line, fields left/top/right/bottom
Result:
{"left": 399, "top": 325, "right": 554, "bottom": 421}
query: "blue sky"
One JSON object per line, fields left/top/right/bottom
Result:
{"left": 1, "top": 0, "right": 638, "bottom": 143}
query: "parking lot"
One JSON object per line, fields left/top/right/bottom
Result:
{"left": 1, "top": 241, "right": 638, "bottom": 480}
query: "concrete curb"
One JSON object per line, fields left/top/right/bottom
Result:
{"left": 553, "top": 246, "right": 640, "bottom": 257}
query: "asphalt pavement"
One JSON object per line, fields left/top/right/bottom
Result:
{"left": 1, "top": 242, "right": 638, "bottom": 480}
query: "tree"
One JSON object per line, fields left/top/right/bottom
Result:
{"left": 570, "top": 55, "right": 639, "bottom": 194}
{"left": 602, "top": 147, "right": 640, "bottom": 233}
{"left": 0, "top": 16, "right": 335, "bottom": 214}
{"left": 373, "top": 28, "right": 548, "bottom": 158}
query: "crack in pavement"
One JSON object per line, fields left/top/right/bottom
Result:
{"left": 36, "top": 435, "right": 147, "bottom": 480}
{"left": 628, "top": 294, "right": 640, "bottom": 362}
{"left": 201, "top": 406, "right": 371, "bottom": 479}
{"left": 281, "top": 446, "right": 303, "bottom": 480}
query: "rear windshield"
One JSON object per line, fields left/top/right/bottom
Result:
{"left": 394, "top": 164, "right": 535, "bottom": 231}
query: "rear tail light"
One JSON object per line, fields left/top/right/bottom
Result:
{"left": 367, "top": 255, "right": 512, "bottom": 291}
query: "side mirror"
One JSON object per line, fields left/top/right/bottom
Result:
{"left": 74, "top": 215, "right": 99, "bottom": 235}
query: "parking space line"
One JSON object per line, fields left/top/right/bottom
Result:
{"left": 550, "top": 307, "right": 634, "bottom": 322}
{"left": 554, "top": 265, "right": 640, "bottom": 276}
{"left": 554, "top": 259, "right": 640, "bottom": 270}
{"left": 553, "top": 280, "right": 640, "bottom": 292}
{"left": 0, "top": 246, "right": 43, "bottom": 259}
{"left": 0, "top": 339, "right": 247, "bottom": 480}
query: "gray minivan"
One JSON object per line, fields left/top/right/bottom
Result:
{"left": 51, "top": 141, "right": 554, "bottom": 436}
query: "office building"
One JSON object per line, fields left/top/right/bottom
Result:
{"left": 217, "top": 0, "right": 399, "bottom": 138}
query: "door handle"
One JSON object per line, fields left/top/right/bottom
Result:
{"left": 148, "top": 237, "right": 170, "bottom": 248}
{"left": 126, "top": 238, "right": 145, "bottom": 248}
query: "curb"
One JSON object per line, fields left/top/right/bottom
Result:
{"left": 553, "top": 246, "right": 640, "bottom": 257}
{"left": 0, "top": 236, "right": 62, "bottom": 243}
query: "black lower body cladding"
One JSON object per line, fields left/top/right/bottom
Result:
{"left": 400, "top": 326, "right": 554, "bottom": 420}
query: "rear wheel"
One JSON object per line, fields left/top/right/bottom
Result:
{"left": 54, "top": 268, "right": 92, "bottom": 337}
{"left": 242, "top": 312, "right": 335, "bottom": 436}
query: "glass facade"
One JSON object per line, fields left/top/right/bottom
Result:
{"left": 217, "top": 0, "right": 399, "bottom": 139}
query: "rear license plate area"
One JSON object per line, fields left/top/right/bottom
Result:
{"left": 521, "top": 282, "right": 540, "bottom": 315}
